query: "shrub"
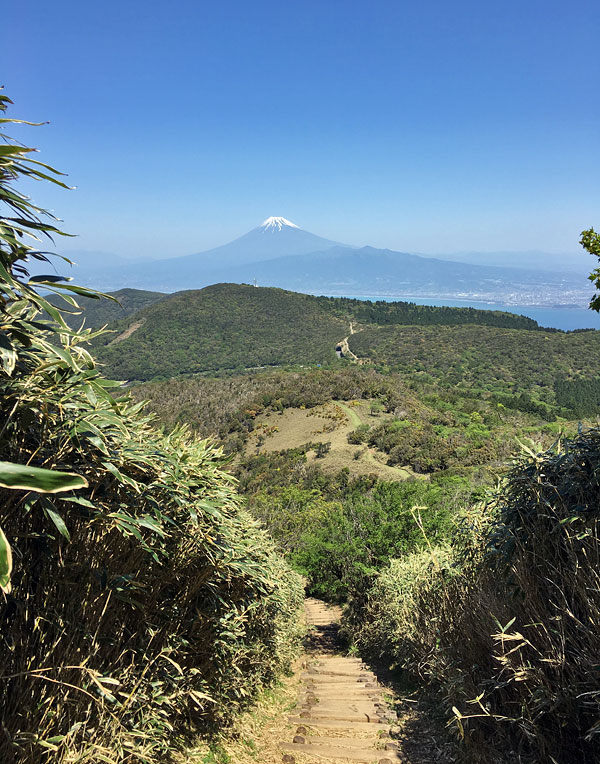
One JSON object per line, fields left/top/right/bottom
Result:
{"left": 315, "top": 441, "right": 331, "bottom": 458}
{"left": 347, "top": 423, "right": 370, "bottom": 444}
{"left": 347, "top": 433, "right": 600, "bottom": 763}
{"left": 346, "top": 547, "right": 456, "bottom": 668}
{"left": 0, "top": 92, "right": 303, "bottom": 764}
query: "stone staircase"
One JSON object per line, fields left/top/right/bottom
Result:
{"left": 280, "top": 598, "right": 402, "bottom": 763}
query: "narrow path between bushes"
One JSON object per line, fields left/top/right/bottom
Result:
{"left": 183, "top": 599, "right": 452, "bottom": 764}
{"left": 279, "top": 598, "right": 452, "bottom": 764}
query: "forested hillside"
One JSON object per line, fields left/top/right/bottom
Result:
{"left": 349, "top": 323, "right": 600, "bottom": 416}
{"left": 86, "top": 286, "right": 600, "bottom": 422}
{"left": 94, "top": 284, "right": 349, "bottom": 378}
{"left": 91, "top": 285, "right": 545, "bottom": 380}
{"left": 47, "top": 287, "right": 166, "bottom": 328}
{"left": 48, "top": 283, "right": 600, "bottom": 432}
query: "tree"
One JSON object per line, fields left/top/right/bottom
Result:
{"left": 581, "top": 227, "right": 600, "bottom": 312}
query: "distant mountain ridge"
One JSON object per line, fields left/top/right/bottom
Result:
{"left": 231, "top": 245, "right": 582, "bottom": 299}
{"left": 115, "top": 216, "right": 349, "bottom": 287}
{"left": 39, "top": 217, "right": 593, "bottom": 305}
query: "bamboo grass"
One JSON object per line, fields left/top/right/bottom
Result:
{"left": 0, "top": 92, "right": 303, "bottom": 764}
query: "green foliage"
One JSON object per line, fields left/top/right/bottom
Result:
{"left": 347, "top": 423, "right": 371, "bottom": 444}
{"left": 135, "top": 366, "right": 561, "bottom": 469}
{"left": 0, "top": 93, "right": 303, "bottom": 763}
{"left": 0, "top": 525, "right": 12, "bottom": 593}
{"left": 293, "top": 478, "right": 471, "bottom": 601}
{"left": 582, "top": 227, "right": 600, "bottom": 312}
{"left": 347, "top": 546, "right": 457, "bottom": 666}
{"left": 241, "top": 443, "right": 476, "bottom": 602}
{"left": 0, "top": 87, "right": 105, "bottom": 590}
{"left": 0, "top": 461, "right": 88, "bottom": 492}
{"left": 347, "top": 431, "right": 600, "bottom": 762}
{"left": 349, "top": 323, "right": 600, "bottom": 415}
{"left": 554, "top": 375, "right": 600, "bottom": 417}
{"left": 365, "top": 413, "right": 505, "bottom": 473}
{"left": 94, "top": 284, "right": 349, "bottom": 380}
{"left": 329, "top": 295, "right": 540, "bottom": 329}
{"left": 315, "top": 441, "right": 331, "bottom": 458}
{"left": 249, "top": 486, "right": 342, "bottom": 555}
{"left": 47, "top": 287, "right": 167, "bottom": 329}
{"left": 86, "top": 283, "right": 548, "bottom": 381}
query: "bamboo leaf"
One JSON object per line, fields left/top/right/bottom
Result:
{"left": 0, "top": 461, "right": 88, "bottom": 493}
{"left": 0, "top": 526, "right": 12, "bottom": 594}
{"left": 42, "top": 500, "right": 71, "bottom": 541}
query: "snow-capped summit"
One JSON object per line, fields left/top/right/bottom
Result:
{"left": 91, "top": 218, "right": 349, "bottom": 290}
{"left": 260, "top": 216, "right": 300, "bottom": 231}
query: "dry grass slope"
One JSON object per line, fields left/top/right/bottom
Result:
{"left": 246, "top": 400, "right": 413, "bottom": 481}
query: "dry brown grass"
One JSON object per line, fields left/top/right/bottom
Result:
{"left": 247, "top": 401, "right": 413, "bottom": 481}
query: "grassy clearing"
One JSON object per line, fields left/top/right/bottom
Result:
{"left": 246, "top": 400, "right": 414, "bottom": 481}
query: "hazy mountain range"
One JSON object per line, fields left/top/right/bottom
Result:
{"left": 33, "top": 216, "right": 593, "bottom": 306}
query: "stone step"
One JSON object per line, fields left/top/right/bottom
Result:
{"left": 296, "top": 734, "right": 391, "bottom": 749}
{"left": 288, "top": 716, "right": 392, "bottom": 732}
{"left": 280, "top": 741, "right": 400, "bottom": 762}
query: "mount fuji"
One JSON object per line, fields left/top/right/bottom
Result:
{"left": 52, "top": 216, "right": 346, "bottom": 291}
{"left": 45, "top": 216, "right": 591, "bottom": 305}
{"left": 177, "top": 216, "right": 349, "bottom": 268}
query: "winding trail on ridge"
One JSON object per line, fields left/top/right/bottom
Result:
{"left": 336, "top": 323, "right": 362, "bottom": 363}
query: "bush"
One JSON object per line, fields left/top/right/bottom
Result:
{"left": 315, "top": 441, "right": 331, "bottom": 458}
{"left": 0, "top": 93, "right": 303, "bottom": 764}
{"left": 346, "top": 547, "right": 456, "bottom": 668}
{"left": 347, "top": 423, "right": 370, "bottom": 444}
{"left": 347, "top": 433, "right": 600, "bottom": 763}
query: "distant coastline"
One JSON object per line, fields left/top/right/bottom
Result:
{"left": 316, "top": 293, "right": 600, "bottom": 332}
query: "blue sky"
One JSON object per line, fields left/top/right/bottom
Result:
{"left": 5, "top": 0, "right": 599, "bottom": 258}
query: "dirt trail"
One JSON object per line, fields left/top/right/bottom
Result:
{"left": 109, "top": 317, "right": 146, "bottom": 345}
{"left": 335, "top": 322, "right": 363, "bottom": 363}
{"left": 184, "top": 598, "right": 451, "bottom": 763}
{"left": 279, "top": 599, "right": 402, "bottom": 763}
